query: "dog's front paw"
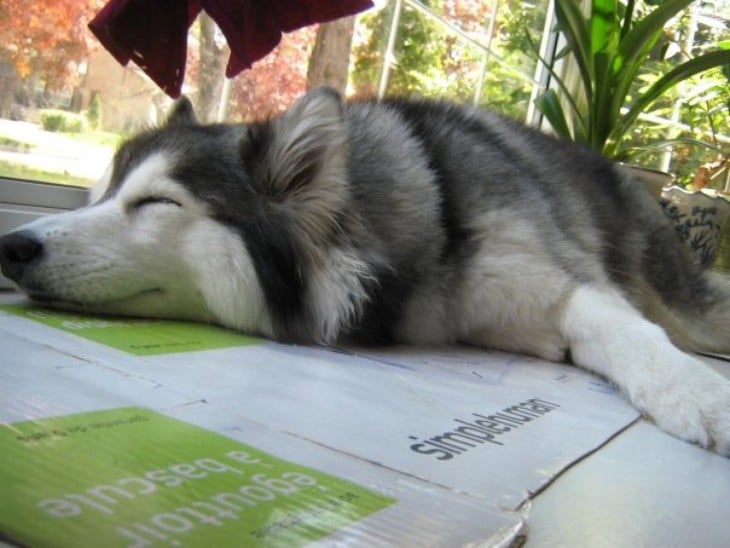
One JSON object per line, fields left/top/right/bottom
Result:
{"left": 633, "top": 361, "right": 730, "bottom": 456}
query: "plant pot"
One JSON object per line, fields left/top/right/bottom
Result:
{"left": 660, "top": 186, "right": 730, "bottom": 271}
{"left": 714, "top": 210, "right": 730, "bottom": 273}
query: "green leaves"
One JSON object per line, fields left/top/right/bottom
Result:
{"left": 611, "top": 49, "right": 730, "bottom": 154}
{"left": 534, "top": 0, "right": 730, "bottom": 158}
{"left": 590, "top": 0, "right": 620, "bottom": 150}
{"left": 553, "top": 0, "right": 593, "bottom": 106}
{"left": 534, "top": 89, "right": 574, "bottom": 138}
{"left": 720, "top": 40, "right": 730, "bottom": 81}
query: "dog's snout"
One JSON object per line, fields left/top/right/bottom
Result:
{"left": 0, "top": 231, "right": 44, "bottom": 282}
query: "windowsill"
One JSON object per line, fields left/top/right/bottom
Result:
{"left": 0, "top": 177, "right": 88, "bottom": 210}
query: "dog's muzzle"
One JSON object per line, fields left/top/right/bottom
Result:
{"left": 0, "top": 231, "right": 44, "bottom": 283}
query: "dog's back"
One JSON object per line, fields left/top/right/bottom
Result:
{"left": 338, "top": 97, "right": 729, "bottom": 356}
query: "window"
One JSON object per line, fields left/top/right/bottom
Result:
{"left": 351, "top": 0, "right": 552, "bottom": 123}
{"left": 0, "top": 1, "right": 554, "bottom": 194}
{"left": 1, "top": 1, "right": 728, "bottom": 194}
{"left": 623, "top": 2, "right": 730, "bottom": 187}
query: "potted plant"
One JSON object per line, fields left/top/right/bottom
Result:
{"left": 659, "top": 139, "right": 730, "bottom": 270}
{"left": 529, "top": 0, "right": 730, "bottom": 160}
{"left": 528, "top": 0, "right": 730, "bottom": 267}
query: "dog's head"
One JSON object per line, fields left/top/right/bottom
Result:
{"left": 0, "top": 88, "right": 355, "bottom": 340}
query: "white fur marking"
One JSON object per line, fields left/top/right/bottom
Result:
{"left": 182, "top": 218, "right": 273, "bottom": 337}
{"left": 307, "top": 248, "right": 371, "bottom": 343}
{"left": 562, "top": 285, "right": 730, "bottom": 453}
{"left": 115, "top": 153, "right": 197, "bottom": 212}
{"left": 89, "top": 162, "right": 113, "bottom": 204}
{"left": 13, "top": 153, "right": 251, "bottom": 327}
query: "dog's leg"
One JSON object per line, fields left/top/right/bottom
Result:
{"left": 561, "top": 285, "right": 730, "bottom": 455}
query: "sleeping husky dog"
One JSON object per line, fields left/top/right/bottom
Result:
{"left": 1, "top": 88, "right": 729, "bottom": 454}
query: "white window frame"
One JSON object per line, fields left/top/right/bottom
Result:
{"left": 0, "top": 178, "right": 88, "bottom": 288}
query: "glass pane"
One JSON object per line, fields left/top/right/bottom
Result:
{"left": 620, "top": 5, "right": 730, "bottom": 189}
{"left": 0, "top": 0, "right": 555, "bottom": 191}
{"left": 0, "top": 1, "right": 115, "bottom": 187}
{"left": 350, "top": 0, "right": 549, "bottom": 121}
{"left": 0, "top": 3, "right": 316, "bottom": 189}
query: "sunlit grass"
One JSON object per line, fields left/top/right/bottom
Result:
{"left": 0, "top": 159, "right": 93, "bottom": 187}
{"left": 60, "top": 130, "right": 124, "bottom": 148}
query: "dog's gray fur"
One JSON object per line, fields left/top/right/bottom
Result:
{"left": 1, "top": 88, "right": 729, "bottom": 453}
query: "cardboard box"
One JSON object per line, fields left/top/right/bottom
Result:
{"left": 0, "top": 294, "right": 643, "bottom": 546}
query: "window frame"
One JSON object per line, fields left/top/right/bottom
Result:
{"left": 0, "top": 177, "right": 88, "bottom": 289}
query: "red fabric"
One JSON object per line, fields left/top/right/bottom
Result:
{"left": 88, "top": 0, "right": 373, "bottom": 98}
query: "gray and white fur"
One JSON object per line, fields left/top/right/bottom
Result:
{"left": 1, "top": 88, "right": 729, "bottom": 454}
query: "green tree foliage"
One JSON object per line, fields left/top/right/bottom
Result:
{"left": 351, "top": 0, "right": 549, "bottom": 120}
{"left": 86, "top": 92, "right": 102, "bottom": 130}
{"left": 39, "top": 109, "right": 88, "bottom": 133}
{"left": 619, "top": 5, "right": 730, "bottom": 186}
{"left": 352, "top": 1, "right": 453, "bottom": 96}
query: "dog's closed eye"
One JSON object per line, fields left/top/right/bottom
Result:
{"left": 130, "top": 196, "right": 182, "bottom": 210}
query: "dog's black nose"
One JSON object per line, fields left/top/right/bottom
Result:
{"left": 0, "top": 231, "right": 44, "bottom": 282}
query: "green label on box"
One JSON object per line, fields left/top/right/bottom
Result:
{"left": 0, "top": 304, "right": 258, "bottom": 355}
{"left": 0, "top": 407, "right": 396, "bottom": 547}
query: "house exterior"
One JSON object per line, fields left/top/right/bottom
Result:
{"left": 82, "top": 48, "right": 170, "bottom": 133}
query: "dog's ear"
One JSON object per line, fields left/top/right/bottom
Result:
{"left": 166, "top": 96, "right": 197, "bottom": 127}
{"left": 252, "top": 87, "right": 349, "bottom": 243}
